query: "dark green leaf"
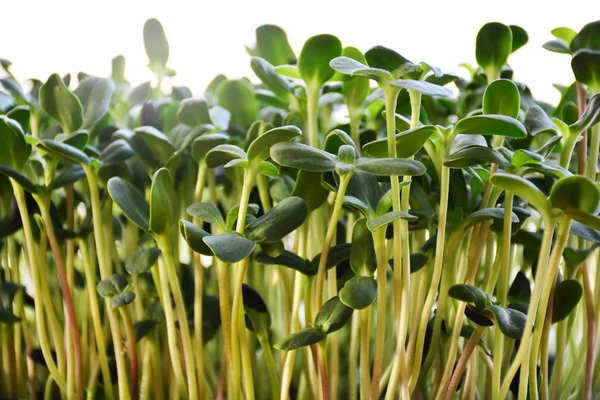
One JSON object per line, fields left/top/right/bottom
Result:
{"left": 454, "top": 115, "right": 527, "bottom": 139}
{"left": 363, "top": 125, "right": 437, "bottom": 158}
{"left": 205, "top": 144, "right": 247, "bottom": 168}
{"left": 39, "top": 73, "right": 83, "bottom": 133}
{"left": 203, "top": 233, "right": 256, "bottom": 263}
{"left": 125, "top": 248, "right": 161, "bottom": 275}
{"left": 543, "top": 39, "right": 571, "bottom": 54}
{"left": 251, "top": 57, "right": 293, "bottom": 97}
{"left": 107, "top": 177, "right": 150, "bottom": 231}
{"left": 364, "top": 46, "right": 416, "bottom": 79}
{"left": 0, "top": 115, "right": 30, "bottom": 170}
{"left": 179, "top": 220, "right": 213, "bottom": 256}
{"left": 97, "top": 274, "right": 130, "bottom": 298}
{"left": 177, "top": 98, "right": 212, "bottom": 127}
{"left": 247, "top": 125, "right": 302, "bottom": 163}
{"left": 311, "top": 243, "right": 353, "bottom": 273}
{"left": 569, "top": 93, "right": 600, "bottom": 135}
{"left": 510, "top": 25, "right": 528, "bottom": 53}
{"left": 37, "top": 139, "right": 91, "bottom": 166}
{"left": 366, "top": 211, "right": 416, "bottom": 232}
{"left": 186, "top": 202, "right": 226, "bottom": 232}
{"left": 549, "top": 175, "right": 600, "bottom": 214}
{"left": 298, "top": 34, "right": 342, "bottom": 89}
{"left": 274, "top": 328, "right": 326, "bottom": 350}
{"left": 490, "top": 173, "right": 551, "bottom": 217}
{"left": 313, "top": 296, "right": 353, "bottom": 334}
{"left": 245, "top": 197, "right": 308, "bottom": 242}
{"left": 49, "top": 165, "right": 85, "bottom": 189}
{"left": 485, "top": 305, "right": 526, "bottom": 339}
{"left": 339, "top": 276, "right": 377, "bottom": 310}
{"left": 444, "top": 145, "right": 510, "bottom": 168}
{"left": 149, "top": 168, "right": 177, "bottom": 234}
{"left": 242, "top": 284, "right": 271, "bottom": 334}
{"left": 271, "top": 142, "right": 337, "bottom": 172}
{"left": 74, "top": 76, "right": 115, "bottom": 128}
{"left": 0, "top": 165, "right": 36, "bottom": 193}
{"left": 482, "top": 79, "right": 520, "bottom": 118}
{"left": 191, "top": 133, "right": 230, "bottom": 163}
{"left": 570, "top": 20, "right": 600, "bottom": 52}
{"left": 410, "top": 253, "right": 429, "bottom": 274}
{"left": 111, "top": 291, "right": 136, "bottom": 308}
{"left": 476, "top": 23, "right": 513, "bottom": 77}
{"left": 448, "top": 284, "right": 489, "bottom": 310}
{"left": 350, "top": 218, "right": 376, "bottom": 276}
{"left": 571, "top": 50, "right": 600, "bottom": 91}
{"left": 216, "top": 79, "right": 258, "bottom": 128}
{"left": 389, "top": 79, "right": 453, "bottom": 97}
{"left": 552, "top": 279, "right": 583, "bottom": 323}
{"left": 255, "top": 25, "right": 295, "bottom": 66}
{"left": 354, "top": 157, "right": 426, "bottom": 176}
{"left": 255, "top": 250, "right": 312, "bottom": 275}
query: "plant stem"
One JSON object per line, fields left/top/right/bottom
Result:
{"left": 527, "top": 216, "right": 572, "bottom": 399}
{"left": 444, "top": 325, "right": 485, "bottom": 400}
{"left": 157, "top": 234, "right": 199, "bottom": 400}
{"left": 315, "top": 174, "right": 351, "bottom": 309}
{"left": 84, "top": 167, "right": 129, "bottom": 400}
{"left": 582, "top": 264, "right": 595, "bottom": 400}
{"left": 118, "top": 307, "right": 139, "bottom": 400}
{"left": 371, "top": 227, "right": 388, "bottom": 400}
{"left": 497, "top": 218, "right": 557, "bottom": 399}
{"left": 306, "top": 86, "right": 320, "bottom": 148}
{"left": 258, "top": 335, "right": 280, "bottom": 400}
{"left": 217, "top": 259, "right": 235, "bottom": 396}
{"left": 37, "top": 200, "right": 83, "bottom": 400}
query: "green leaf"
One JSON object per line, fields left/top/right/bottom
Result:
{"left": 543, "top": 39, "right": 571, "bottom": 54}
{"left": 569, "top": 93, "right": 600, "bottom": 135}
{"left": 485, "top": 305, "right": 526, "bottom": 339}
{"left": 255, "top": 25, "right": 296, "bottom": 66}
{"left": 330, "top": 56, "right": 394, "bottom": 82}
{"left": 570, "top": 20, "right": 600, "bottom": 52}
{"left": 251, "top": 57, "right": 293, "bottom": 98}
{"left": 311, "top": 243, "right": 353, "bottom": 273}
{"left": 410, "top": 253, "right": 429, "bottom": 274}
{"left": 444, "top": 145, "right": 510, "bottom": 168}
{"left": 37, "top": 139, "right": 91, "bottom": 166}
{"left": 216, "top": 79, "right": 258, "bottom": 128}
{"left": 203, "top": 233, "right": 256, "bottom": 263}
{"left": 125, "top": 248, "right": 161, "bottom": 275}
{"left": 549, "top": 175, "right": 600, "bottom": 214}
{"left": 476, "top": 23, "right": 513, "bottom": 77}
{"left": 508, "top": 271, "right": 531, "bottom": 303}
{"left": 454, "top": 115, "right": 527, "bottom": 139}
{"left": 571, "top": 50, "right": 600, "bottom": 91}
{"left": 552, "top": 279, "right": 583, "bottom": 323}
{"left": 298, "top": 34, "right": 342, "bottom": 89}
{"left": 177, "top": 98, "right": 212, "bottom": 127}
{"left": 363, "top": 125, "right": 437, "bottom": 158}
{"left": 274, "top": 328, "right": 326, "bottom": 350}
{"left": 111, "top": 291, "right": 136, "bottom": 308}
{"left": 364, "top": 46, "right": 416, "bottom": 79}
{"left": 205, "top": 144, "right": 247, "bottom": 169}
{"left": 201, "top": 294, "right": 221, "bottom": 342}
{"left": 149, "top": 168, "right": 177, "bottom": 234}
{"left": 314, "top": 296, "right": 353, "bottom": 334}
{"left": 191, "top": 133, "right": 230, "bottom": 163}
{"left": 114, "top": 127, "right": 175, "bottom": 172}
{"left": 570, "top": 220, "right": 600, "bottom": 244}
{"left": 247, "top": 125, "right": 302, "bottom": 163}
{"left": 6, "top": 106, "right": 30, "bottom": 135}
{"left": 0, "top": 115, "right": 30, "bottom": 170}
{"left": 483, "top": 79, "right": 520, "bottom": 118}
{"left": 271, "top": 142, "right": 337, "bottom": 172}
{"left": 257, "top": 161, "right": 279, "bottom": 178}
{"left": 242, "top": 284, "right": 271, "bottom": 334}
{"left": 525, "top": 106, "right": 557, "bottom": 136}
{"left": 291, "top": 170, "right": 329, "bottom": 211}
{"left": 107, "top": 177, "right": 150, "bottom": 231}
{"left": 339, "top": 276, "right": 377, "bottom": 310}
{"left": 366, "top": 211, "right": 416, "bottom": 232}
{"left": 258, "top": 241, "right": 285, "bottom": 258}
{"left": 490, "top": 173, "right": 551, "bottom": 218}
{"left": 0, "top": 308, "right": 21, "bottom": 324}
{"left": 350, "top": 218, "right": 376, "bottom": 276}
{"left": 97, "top": 274, "right": 130, "bottom": 298}
{"left": 61, "top": 130, "right": 89, "bottom": 150}
{"left": 144, "top": 18, "right": 170, "bottom": 74}
{"left": 49, "top": 165, "right": 86, "bottom": 189}
{"left": 552, "top": 27, "right": 577, "bottom": 47}
{"left": 510, "top": 25, "right": 528, "bottom": 53}
{"left": 226, "top": 204, "right": 260, "bottom": 232}
{"left": 0, "top": 165, "right": 36, "bottom": 193}
{"left": 179, "top": 220, "right": 213, "bottom": 256}
{"left": 245, "top": 197, "right": 308, "bottom": 243}
{"left": 39, "top": 73, "right": 83, "bottom": 133}
{"left": 565, "top": 210, "right": 600, "bottom": 231}
{"left": 186, "top": 202, "right": 226, "bottom": 232}
{"left": 354, "top": 158, "right": 426, "bottom": 176}
{"left": 254, "top": 250, "right": 312, "bottom": 275}
{"left": 448, "top": 284, "right": 489, "bottom": 310}
{"left": 74, "top": 76, "right": 115, "bottom": 128}
{"left": 389, "top": 79, "right": 453, "bottom": 97}
{"left": 340, "top": 47, "right": 371, "bottom": 111}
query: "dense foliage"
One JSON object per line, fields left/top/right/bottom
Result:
{"left": 1, "top": 17, "right": 600, "bottom": 400}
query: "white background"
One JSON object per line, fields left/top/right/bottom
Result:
{"left": 1, "top": 0, "right": 599, "bottom": 104}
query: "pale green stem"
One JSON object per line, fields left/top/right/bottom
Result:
{"left": 371, "top": 227, "right": 388, "bottom": 400}
{"left": 497, "top": 218, "right": 557, "bottom": 399}
{"left": 444, "top": 326, "right": 486, "bottom": 400}
{"left": 306, "top": 86, "right": 321, "bottom": 148}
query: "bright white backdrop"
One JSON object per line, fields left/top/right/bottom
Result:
{"left": 2, "top": 0, "right": 599, "bottom": 104}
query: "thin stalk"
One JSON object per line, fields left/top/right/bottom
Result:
{"left": 77, "top": 239, "right": 113, "bottom": 400}
{"left": 38, "top": 201, "right": 83, "bottom": 400}
{"left": 549, "top": 318, "right": 568, "bottom": 399}
{"left": 582, "top": 264, "right": 595, "bottom": 400}
{"left": 586, "top": 124, "right": 600, "bottom": 180}
{"left": 230, "top": 168, "right": 257, "bottom": 400}
{"left": 315, "top": 174, "right": 351, "bottom": 309}
{"left": 157, "top": 234, "right": 199, "bottom": 400}
{"left": 359, "top": 307, "right": 372, "bottom": 400}
{"left": 118, "top": 307, "right": 139, "bottom": 400}
{"left": 371, "top": 227, "right": 388, "bottom": 400}
{"left": 348, "top": 312, "right": 360, "bottom": 400}
{"left": 216, "top": 259, "right": 235, "bottom": 396}
{"left": 306, "top": 86, "right": 321, "bottom": 148}
{"left": 527, "top": 216, "right": 572, "bottom": 399}
{"left": 491, "top": 191, "right": 514, "bottom": 398}
{"left": 497, "top": 218, "right": 557, "bottom": 399}
{"left": 404, "top": 161, "right": 450, "bottom": 394}
{"left": 317, "top": 342, "right": 331, "bottom": 400}
{"left": 84, "top": 167, "right": 129, "bottom": 400}
{"left": 258, "top": 335, "right": 280, "bottom": 400}
{"left": 444, "top": 325, "right": 486, "bottom": 400}
{"left": 327, "top": 266, "right": 339, "bottom": 400}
